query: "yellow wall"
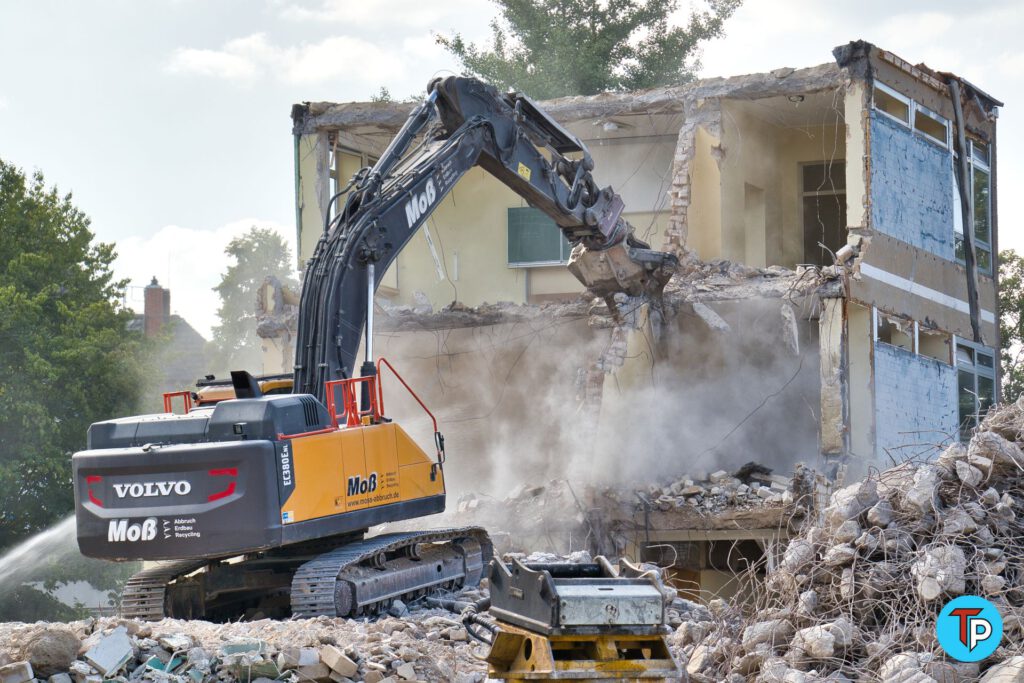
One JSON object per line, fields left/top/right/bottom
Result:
{"left": 687, "top": 127, "right": 723, "bottom": 260}
{"left": 845, "top": 82, "right": 869, "bottom": 230}
{"left": 847, "top": 302, "right": 874, "bottom": 461}
{"left": 718, "top": 101, "right": 845, "bottom": 268}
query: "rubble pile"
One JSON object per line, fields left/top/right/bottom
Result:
{"left": 0, "top": 597, "right": 490, "bottom": 683}
{"left": 450, "top": 462, "right": 817, "bottom": 560}
{"left": 642, "top": 462, "right": 818, "bottom": 515}
{"left": 674, "top": 400, "right": 1024, "bottom": 682}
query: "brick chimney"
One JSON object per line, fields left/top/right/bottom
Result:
{"left": 143, "top": 276, "right": 170, "bottom": 338}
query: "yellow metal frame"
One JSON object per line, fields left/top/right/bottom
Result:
{"left": 486, "top": 622, "right": 680, "bottom": 681}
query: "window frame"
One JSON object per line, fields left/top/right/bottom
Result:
{"left": 954, "top": 335, "right": 996, "bottom": 441}
{"left": 872, "top": 81, "right": 950, "bottom": 149}
{"left": 953, "top": 139, "right": 993, "bottom": 275}
{"left": 872, "top": 82, "right": 911, "bottom": 128}
{"left": 507, "top": 206, "right": 572, "bottom": 268}
{"left": 799, "top": 161, "right": 847, "bottom": 266}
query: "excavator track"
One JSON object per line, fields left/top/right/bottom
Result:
{"left": 121, "top": 558, "right": 207, "bottom": 620}
{"left": 291, "top": 526, "right": 492, "bottom": 618}
{"left": 118, "top": 527, "right": 491, "bottom": 621}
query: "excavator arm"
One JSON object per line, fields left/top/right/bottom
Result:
{"left": 294, "top": 76, "right": 677, "bottom": 401}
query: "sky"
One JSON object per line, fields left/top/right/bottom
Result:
{"left": 0, "top": 0, "right": 1020, "bottom": 337}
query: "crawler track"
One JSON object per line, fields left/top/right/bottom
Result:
{"left": 291, "top": 527, "right": 491, "bottom": 617}
{"left": 119, "top": 527, "right": 492, "bottom": 621}
{"left": 121, "top": 559, "right": 207, "bottom": 620}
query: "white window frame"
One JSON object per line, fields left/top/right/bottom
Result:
{"left": 873, "top": 81, "right": 911, "bottom": 128}
{"left": 872, "top": 81, "right": 950, "bottom": 149}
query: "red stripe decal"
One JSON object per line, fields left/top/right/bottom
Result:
{"left": 88, "top": 490, "right": 103, "bottom": 507}
{"left": 209, "top": 468, "right": 238, "bottom": 477}
{"left": 86, "top": 475, "right": 102, "bottom": 484}
{"left": 208, "top": 482, "right": 236, "bottom": 502}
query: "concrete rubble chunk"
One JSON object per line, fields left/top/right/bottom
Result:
{"left": 47, "top": 674, "right": 72, "bottom": 683}
{"left": 969, "top": 454, "right": 994, "bottom": 476}
{"left": 941, "top": 507, "right": 978, "bottom": 536}
{"left": 277, "top": 647, "right": 320, "bottom": 670}
{"left": 982, "top": 487, "right": 1001, "bottom": 505}
{"left": 789, "top": 617, "right": 855, "bottom": 662}
{"left": 912, "top": 545, "right": 966, "bottom": 602}
{"left": 823, "top": 544, "right": 856, "bottom": 566}
{"left": 867, "top": 499, "right": 895, "bottom": 527}
{"left": 296, "top": 662, "right": 333, "bottom": 682}
{"left": 833, "top": 519, "right": 861, "bottom": 544}
{"left": 693, "top": 302, "right": 731, "bottom": 332}
{"left": 320, "top": 645, "right": 358, "bottom": 678}
{"left": 396, "top": 662, "right": 416, "bottom": 680}
{"left": 82, "top": 627, "right": 133, "bottom": 676}
{"left": 825, "top": 479, "right": 878, "bottom": 527}
{"left": 790, "top": 625, "right": 836, "bottom": 660}
{"left": 781, "top": 538, "right": 815, "bottom": 571}
{"left": 741, "top": 620, "right": 795, "bottom": 651}
{"left": 0, "top": 662, "right": 33, "bottom": 683}
{"left": 904, "top": 466, "right": 941, "bottom": 514}
{"left": 25, "top": 628, "right": 81, "bottom": 677}
{"left": 797, "top": 590, "right": 818, "bottom": 615}
{"left": 955, "top": 460, "right": 984, "bottom": 487}
{"left": 970, "top": 431, "right": 1024, "bottom": 471}
{"left": 156, "top": 634, "right": 193, "bottom": 653}
{"left": 980, "top": 656, "right": 1024, "bottom": 682}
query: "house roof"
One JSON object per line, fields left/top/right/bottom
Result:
{"left": 292, "top": 62, "right": 843, "bottom": 135}
{"left": 292, "top": 40, "right": 1002, "bottom": 137}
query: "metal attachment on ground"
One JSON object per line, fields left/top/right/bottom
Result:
{"left": 482, "top": 555, "right": 681, "bottom": 680}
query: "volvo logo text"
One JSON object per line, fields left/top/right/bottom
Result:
{"left": 113, "top": 481, "right": 192, "bottom": 498}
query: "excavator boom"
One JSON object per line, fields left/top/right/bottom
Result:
{"left": 294, "top": 76, "right": 677, "bottom": 401}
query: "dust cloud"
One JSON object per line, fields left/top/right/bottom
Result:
{"left": 374, "top": 296, "right": 821, "bottom": 501}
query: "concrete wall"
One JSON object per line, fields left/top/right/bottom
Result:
{"left": 869, "top": 112, "right": 955, "bottom": 260}
{"left": 873, "top": 341, "right": 958, "bottom": 460}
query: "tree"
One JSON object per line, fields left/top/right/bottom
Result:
{"left": 211, "top": 227, "right": 297, "bottom": 373}
{"left": 999, "top": 249, "right": 1024, "bottom": 402}
{"left": 0, "top": 160, "right": 144, "bottom": 551}
{"left": 436, "top": 0, "right": 741, "bottom": 100}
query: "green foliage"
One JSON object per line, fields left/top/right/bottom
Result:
{"left": 0, "top": 160, "right": 144, "bottom": 551}
{"left": 436, "top": 0, "right": 741, "bottom": 99}
{"left": 211, "top": 227, "right": 297, "bottom": 373}
{"left": 999, "top": 249, "right": 1024, "bottom": 402}
{"left": 371, "top": 86, "right": 394, "bottom": 103}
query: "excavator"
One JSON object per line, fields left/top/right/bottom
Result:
{"left": 71, "top": 76, "right": 677, "bottom": 621}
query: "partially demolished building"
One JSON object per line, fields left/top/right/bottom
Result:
{"left": 268, "top": 41, "right": 1002, "bottom": 599}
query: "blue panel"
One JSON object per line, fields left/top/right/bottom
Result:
{"left": 870, "top": 112, "right": 955, "bottom": 260}
{"left": 874, "top": 342, "right": 958, "bottom": 460}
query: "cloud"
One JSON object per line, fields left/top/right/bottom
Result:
{"left": 275, "top": 0, "right": 489, "bottom": 29}
{"left": 113, "top": 218, "right": 296, "bottom": 338}
{"left": 0, "top": 97, "right": 7, "bottom": 111}
{"left": 165, "top": 33, "right": 404, "bottom": 85}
